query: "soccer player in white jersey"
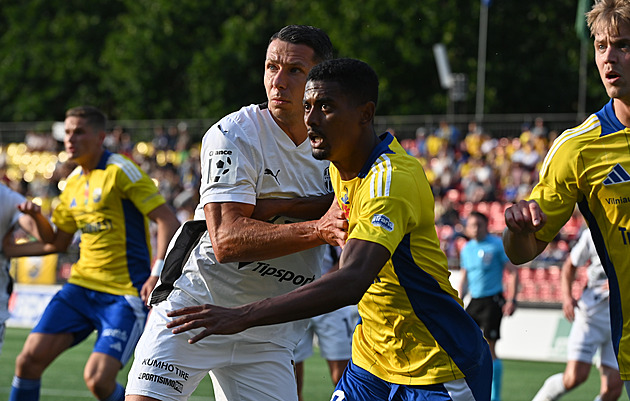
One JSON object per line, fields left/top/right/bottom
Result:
{"left": 504, "top": 1, "right": 630, "bottom": 398}
{"left": 0, "top": 184, "right": 54, "bottom": 354}
{"left": 164, "top": 58, "right": 492, "bottom": 401}
{"left": 125, "top": 25, "right": 346, "bottom": 401}
{"left": 532, "top": 228, "right": 622, "bottom": 401}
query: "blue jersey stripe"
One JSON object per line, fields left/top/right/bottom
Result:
{"left": 392, "top": 234, "right": 487, "bottom": 376}
{"left": 121, "top": 199, "right": 151, "bottom": 292}
{"left": 578, "top": 198, "right": 623, "bottom": 358}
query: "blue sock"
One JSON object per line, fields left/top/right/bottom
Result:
{"left": 9, "top": 376, "right": 41, "bottom": 401}
{"left": 101, "top": 383, "right": 125, "bottom": 401}
{"left": 491, "top": 359, "right": 503, "bottom": 401}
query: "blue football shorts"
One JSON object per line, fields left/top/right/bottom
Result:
{"left": 33, "top": 283, "right": 148, "bottom": 365}
{"left": 331, "top": 359, "right": 491, "bottom": 401}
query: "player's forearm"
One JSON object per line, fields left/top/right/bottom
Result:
{"left": 211, "top": 218, "right": 325, "bottom": 263}
{"left": 2, "top": 240, "right": 60, "bottom": 257}
{"left": 560, "top": 259, "right": 576, "bottom": 301}
{"left": 502, "top": 228, "right": 541, "bottom": 265}
{"left": 31, "top": 214, "right": 55, "bottom": 243}
{"left": 239, "top": 267, "right": 365, "bottom": 328}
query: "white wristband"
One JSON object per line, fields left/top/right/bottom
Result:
{"left": 150, "top": 259, "right": 165, "bottom": 277}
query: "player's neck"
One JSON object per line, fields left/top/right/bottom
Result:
{"left": 79, "top": 148, "right": 105, "bottom": 174}
{"left": 612, "top": 98, "right": 630, "bottom": 127}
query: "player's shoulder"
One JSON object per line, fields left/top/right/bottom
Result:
{"left": 211, "top": 104, "right": 269, "bottom": 137}
{"left": 539, "top": 112, "right": 602, "bottom": 176}
{"left": 106, "top": 152, "right": 144, "bottom": 183}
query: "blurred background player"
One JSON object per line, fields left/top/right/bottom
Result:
{"left": 458, "top": 211, "right": 518, "bottom": 401}
{"left": 532, "top": 228, "right": 623, "bottom": 401}
{"left": 5, "top": 105, "right": 179, "bottom": 401}
{"left": 0, "top": 184, "right": 54, "bottom": 354}
{"left": 294, "top": 244, "right": 357, "bottom": 400}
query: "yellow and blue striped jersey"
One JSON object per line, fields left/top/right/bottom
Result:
{"left": 332, "top": 132, "right": 488, "bottom": 385}
{"left": 530, "top": 99, "right": 630, "bottom": 378}
{"left": 53, "top": 150, "right": 166, "bottom": 297}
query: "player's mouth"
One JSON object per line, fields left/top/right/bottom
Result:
{"left": 605, "top": 70, "right": 621, "bottom": 83}
{"left": 308, "top": 130, "right": 325, "bottom": 148}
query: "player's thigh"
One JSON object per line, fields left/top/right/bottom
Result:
{"left": 93, "top": 293, "right": 147, "bottom": 366}
{"left": 210, "top": 340, "right": 297, "bottom": 401}
{"left": 126, "top": 300, "right": 222, "bottom": 400}
{"left": 16, "top": 332, "right": 74, "bottom": 377}
{"left": 85, "top": 351, "right": 122, "bottom": 384}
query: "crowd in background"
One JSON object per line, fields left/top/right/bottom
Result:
{"left": 0, "top": 117, "right": 585, "bottom": 298}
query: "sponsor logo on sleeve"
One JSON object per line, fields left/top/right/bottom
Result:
{"left": 207, "top": 149, "right": 237, "bottom": 184}
{"left": 371, "top": 214, "right": 394, "bottom": 232}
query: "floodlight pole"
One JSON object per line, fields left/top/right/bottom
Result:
{"left": 475, "top": 1, "right": 489, "bottom": 122}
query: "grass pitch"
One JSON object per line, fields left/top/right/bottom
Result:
{"left": 0, "top": 327, "right": 627, "bottom": 400}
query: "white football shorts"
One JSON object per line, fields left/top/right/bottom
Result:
{"left": 126, "top": 290, "right": 298, "bottom": 401}
{"left": 294, "top": 305, "right": 358, "bottom": 363}
{"left": 568, "top": 299, "right": 618, "bottom": 370}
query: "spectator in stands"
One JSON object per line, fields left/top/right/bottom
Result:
{"left": 459, "top": 211, "right": 519, "bottom": 401}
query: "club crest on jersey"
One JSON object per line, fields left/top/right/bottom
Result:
{"left": 324, "top": 167, "right": 332, "bottom": 192}
{"left": 92, "top": 188, "right": 102, "bottom": 203}
{"left": 207, "top": 149, "right": 237, "bottom": 184}
{"left": 603, "top": 163, "right": 630, "bottom": 186}
{"left": 371, "top": 214, "right": 394, "bottom": 232}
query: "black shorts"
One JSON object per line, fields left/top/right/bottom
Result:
{"left": 466, "top": 293, "right": 505, "bottom": 341}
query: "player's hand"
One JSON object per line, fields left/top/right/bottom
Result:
{"left": 504, "top": 200, "right": 547, "bottom": 234}
{"left": 166, "top": 304, "right": 249, "bottom": 344}
{"left": 315, "top": 200, "right": 348, "bottom": 247}
{"left": 17, "top": 200, "right": 42, "bottom": 216}
{"left": 503, "top": 300, "right": 517, "bottom": 316}
{"left": 141, "top": 276, "right": 159, "bottom": 306}
{"left": 562, "top": 296, "right": 578, "bottom": 322}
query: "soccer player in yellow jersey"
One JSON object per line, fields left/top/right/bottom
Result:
{"left": 165, "top": 58, "right": 492, "bottom": 401}
{"left": 5, "top": 106, "right": 180, "bottom": 401}
{"left": 503, "top": 1, "right": 630, "bottom": 399}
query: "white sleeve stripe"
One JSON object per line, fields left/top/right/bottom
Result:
{"left": 539, "top": 115, "right": 599, "bottom": 177}
{"left": 108, "top": 154, "right": 142, "bottom": 183}
{"left": 368, "top": 156, "right": 392, "bottom": 199}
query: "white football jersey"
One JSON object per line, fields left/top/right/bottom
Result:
{"left": 571, "top": 228, "right": 609, "bottom": 311}
{"left": 0, "top": 184, "right": 27, "bottom": 324}
{"left": 175, "top": 104, "right": 331, "bottom": 348}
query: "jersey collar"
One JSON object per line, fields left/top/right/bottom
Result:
{"left": 357, "top": 132, "right": 396, "bottom": 179}
{"left": 94, "top": 149, "right": 112, "bottom": 171}
{"left": 596, "top": 99, "right": 625, "bottom": 136}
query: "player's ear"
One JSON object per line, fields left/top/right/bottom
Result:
{"left": 358, "top": 101, "right": 375, "bottom": 126}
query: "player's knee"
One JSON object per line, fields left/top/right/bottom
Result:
{"left": 15, "top": 349, "right": 45, "bottom": 378}
{"left": 83, "top": 368, "right": 113, "bottom": 397}
{"left": 563, "top": 370, "right": 588, "bottom": 389}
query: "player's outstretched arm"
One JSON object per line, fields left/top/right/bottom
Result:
{"left": 503, "top": 200, "right": 549, "bottom": 265}
{"left": 141, "top": 203, "right": 181, "bottom": 303}
{"left": 166, "top": 238, "right": 388, "bottom": 344}
{"left": 2, "top": 228, "right": 73, "bottom": 258}
{"left": 205, "top": 198, "right": 347, "bottom": 263}
{"left": 560, "top": 256, "right": 578, "bottom": 322}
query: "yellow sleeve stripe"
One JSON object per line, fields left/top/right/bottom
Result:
{"left": 539, "top": 114, "right": 599, "bottom": 177}
{"left": 369, "top": 155, "right": 392, "bottom": 198}
{"left": 108, "top": 154, "right": 143, "bottom": 183}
